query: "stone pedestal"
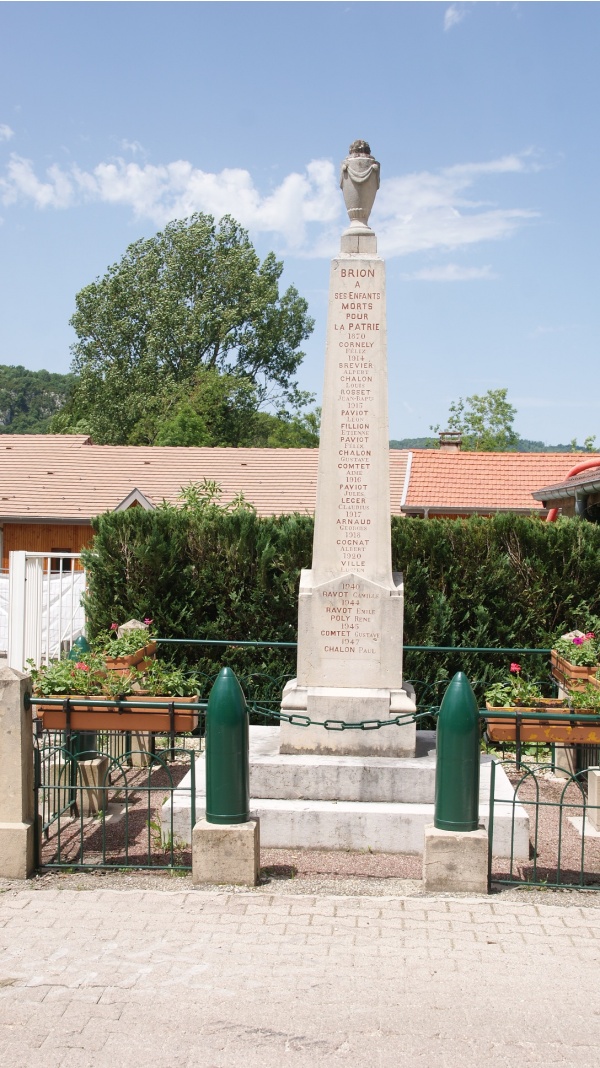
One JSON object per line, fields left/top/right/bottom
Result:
{"left": 588, "top": 768, "right": 600, "bottom": 831}
{"left": 163, "top": 729, "right": 529, "bottom": 860}
{"left": 281, "top": 680, "right": 416, "bottom": 757}
{"left": 0, "top": 668, "right": 36, "bottom": 878}
{"left": 77, "top": 756, "right": 109, "bottom": 817}
{"left": 192, "top": 818, "right": 260, "bottom": 886}
{"left": 130, "top": 732, "right": 152, "bottom": 768}
{"left": 423, "top": 824, "right": 489, "bottom": 894}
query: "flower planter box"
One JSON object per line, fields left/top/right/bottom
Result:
{"left": 484, "top": 700, "right": 600, "bottom": 744}
{"left": 104, "top": 641, "right": 158, "bottom": 674}
{"left": 550, "top": 650, "right": 599, "bottom": 692}
{"left": 36, "top": 693, "right": 198, "bottom": 733}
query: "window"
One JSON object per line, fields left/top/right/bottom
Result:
{"left": 50, "top": 549, "right": 73, "bottom": 573}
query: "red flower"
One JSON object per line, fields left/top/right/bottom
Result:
{"left": 110, "top": 623, "right": 119, "bottom": 631}
{"left": 585, "top": 632, "right": 595, "bottom": 640}
{"left": 75, "top": 662, "right": 89, "bottom": 671}
{"left": 144, "top": 618, "right": 153, "bottom": 626}
{"left": 510, "top": 663, "right": 521, "bottom": 674}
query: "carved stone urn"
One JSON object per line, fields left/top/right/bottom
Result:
{"left": 340, "top": 139, "right": 380, "bottom": 233}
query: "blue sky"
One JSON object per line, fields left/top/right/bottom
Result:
{"left": 0, "top": 1, "right": 598, "bottom": 444}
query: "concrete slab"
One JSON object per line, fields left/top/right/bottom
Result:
{"left": 568, "top": 817, "right": 600, "bottom": 838}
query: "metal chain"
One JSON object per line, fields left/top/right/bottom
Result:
{"left": 250, "top": 704, "right": 436, "bottom": 731}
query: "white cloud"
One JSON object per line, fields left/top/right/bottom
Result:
{"left": 528, "top": 323, "right": 579, "bottom": 339}
{"left": 0, "top": 148, "right": 538, "bottom": 260}
{"left": 404, "top": 264, "right": 497, "bottom": 281}
{"left": 0, "top": 124, "right": 14, "bottom": 142}
{"left": 0, "top": 155, "right": 73, "bottom": 208}
{"left": 444, "top": 4, "right": 467, "bottom": 31}
{"left": 372, "top": 153, "right": 539, "bottom": 258}
{"left": 119, "top": 139, "right": 145, "bottom": 156}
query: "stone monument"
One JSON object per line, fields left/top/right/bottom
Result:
{"left": 162, "top": 143, "right": 530, "bottom": 856}
{"left": 280, "top": 140, "right": 417, "bottom": 757}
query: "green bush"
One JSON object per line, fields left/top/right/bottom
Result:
{"left": 82, "top": 511, "right": 600, "bottom": 702}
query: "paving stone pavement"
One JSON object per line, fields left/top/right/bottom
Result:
{"left": 0, "top": 887, "right": 599, "bottom": 1067}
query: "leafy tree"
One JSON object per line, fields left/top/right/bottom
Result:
{"left": 57, "top": 213, "right": 314, "bottom": 445}
{"left": 250, "top": 407, "right": 320, "bottom": 448}
{"left": 569, "top": 435, "right": 597, "bottom": 453}
{"left": 119, "top": 367, "right": 319, "bottom": 448}
{"left": 431, "top": 388, "right": 518, "bottom": 451}
{"left": 132, "top": 368, "right": 259, "bottom": 447}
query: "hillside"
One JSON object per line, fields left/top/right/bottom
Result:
{"left": 389, "top": 437, "right": 588, "bottom": 453}
{"left": 0, "top": 365, "right": 76, "bottom": 434}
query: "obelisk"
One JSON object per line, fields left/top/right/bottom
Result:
{"left": 281, "top": 141, "right": 416, "bottom": 757}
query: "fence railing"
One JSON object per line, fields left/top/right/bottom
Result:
{"left": 7, "top": 552, "right": 85, "bottom": 669}
{"left": 25, "top": 644, "right": 600, "bottom": 886}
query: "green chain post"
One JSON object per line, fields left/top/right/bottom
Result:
{"left": 67, "top": 635, "right": 96, "bottom": 758}
{"left": 205, "top": 667, "right": 250, "bottom": 825}
{"left": 434, "top": 671, "right": 480, "bottom": 832}
{"left": 68, "top": 635, "right": 91, "bottom": 659}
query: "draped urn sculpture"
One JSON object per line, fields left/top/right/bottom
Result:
{"left": 339, "top": 139, "right": 381, "bottom": 233}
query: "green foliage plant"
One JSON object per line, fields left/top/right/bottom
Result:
{"left": 29, "top": 653, "right": 197, "bottom": 700}
{"left": 555, "top": 632, "right": 593, "bottom": 666}
{"left": 553, "top": 628, "right": 600, "bottom": 667}
{"left": 569, "top": 684, "right": 600, "bottom": 713}
{"left": 93, "top": 623, "right": 155, "bottom": 658}
{"left": 485, "top": 663, "right": 544, "bottom": 708}
{"left": 136, "top": 660, "right": 199, "bottom": 698}
{"left": 29, "top": 657, "right": 104, "bottom": 698}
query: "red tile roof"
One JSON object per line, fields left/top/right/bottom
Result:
{"left": 2, "top": 437, "right": 595, "bottom": 521}
{"left": 0, "top": 436, "right": 411, "bottom": 521}
{"left": 533, "top": 464, "right": 600, "bottom": 501}
{"left": 403, "top": 450, "right": 600, "bottom": 514}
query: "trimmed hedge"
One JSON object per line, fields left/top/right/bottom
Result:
{"left": 82, "top": 511, "right": 600, "bottom": 701}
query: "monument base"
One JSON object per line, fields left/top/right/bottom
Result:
{"left": 161, "top": 729, "right": 529, "bottom": 860}
{"left": 279, "top": 680, "right": 417, "bottom": 756}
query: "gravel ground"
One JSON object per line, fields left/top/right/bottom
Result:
{"left": 3, "top": 864, "right": 600, "bottom": 907}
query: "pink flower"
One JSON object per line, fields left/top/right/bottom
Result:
{"left": 144, "top": 618, "right": 153, "bottom": 626}
{"left": 573, "top": 636, "right": 584, "bottom": 646}
{"left": 110, "top": 622, "right": 119, "bottom": 631}
{"left": 585, "top": 632, "right": 595, "bottom": 640}
{"left": 75, "top": 662, "right": 89, "bottom": 672}
{"left": 510, "top": 663, "right": 521, "bottom": 674}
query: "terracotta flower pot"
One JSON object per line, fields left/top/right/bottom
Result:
{"left": 550, "top": 650, "right": 598, "bottom": 692}
{"left": 36, "top": 692, "right": 198, "bottom": 732}
{"left": 485, "top": 700, "right": 600, "bottom": 744}
{"left": 104, "top": 641, "right": 158, "bottom": 673}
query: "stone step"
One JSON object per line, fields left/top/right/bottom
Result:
{"left": 162, "top": 742, "right": 528, "bottom": 860}
{"left": 247, "top": 726, "right": 436, "bottom": 804}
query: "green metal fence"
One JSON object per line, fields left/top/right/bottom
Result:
{"left": 29, "top": 641, "right": 600, "bottom": 879}
{"left": 33, "top": 713, "right": 201, "bottom": 871}
{"left": 488, "top": 759, "right": 600, "bottom": 891}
